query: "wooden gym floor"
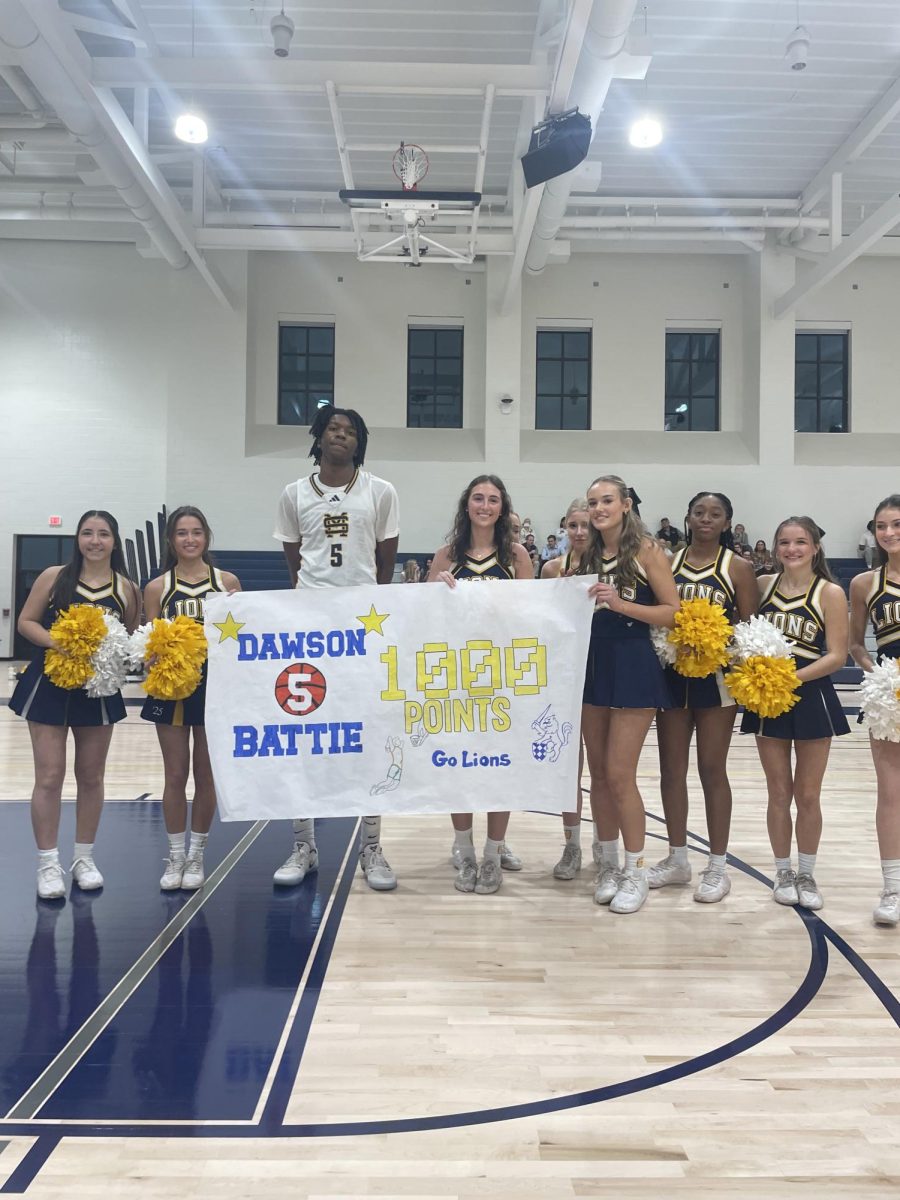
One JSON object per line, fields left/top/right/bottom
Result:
{"left": 0, "top": 685, "right": 897, "bottom": 1199}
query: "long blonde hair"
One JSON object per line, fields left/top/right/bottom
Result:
{"left": 578, "top": 475, "right": 647, "bottom": 589}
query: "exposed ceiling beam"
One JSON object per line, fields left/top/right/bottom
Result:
{"left": 91, "top": 57, "right": 551, "bottom": 97}
{"left": 194, "top": 227, "right": 521, "bottom": 254}
{"left": 65, "top": 14, "right": 147, "bottom": 48}
{"left": 25, "top": 0, "right": 233, "bottom": 310}
{"left": 773, "top": 191, "right": 900, "bottom": 318}
{"left": 801, "top": 74, "right": 900, "bottom": 213}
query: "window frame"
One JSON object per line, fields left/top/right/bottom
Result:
{"left": 534, "top": 326, "right": 592, "bottom": 431}
{"left": 794, "top": 329, "right": 850, "bottom": 433}
{"left": 406, "top": 324, "right": 464, "bottom": 429}
{"left": 664, "top": 328, "right": 721, "bottom": 432}
{"left": 277, "top": 321, "right": 336, "bottom": 426}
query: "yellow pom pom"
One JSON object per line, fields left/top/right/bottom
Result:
{"left": 44, "top": 604, "right": 108, "bottom": 690}
{"left": 142, "top": 615, "right": 208, "bottom": 701}
{"left": 724, "top": 655, "right": 800, "bottom": 718}
{"left": 669, "top": 596, "right": 733, "bottom": 680}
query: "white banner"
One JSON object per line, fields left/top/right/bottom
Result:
{"left": 204, "top": 576, "right": 596, "bottom": 820}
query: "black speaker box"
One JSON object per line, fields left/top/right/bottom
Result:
{"left": 521, "top": 109, "right": 592, "bottom": 189}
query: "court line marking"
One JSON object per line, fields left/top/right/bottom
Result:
{"left": 4, "top": 821, "right": 268, "bottom": 1121}
{"left": 0, "top": 1135, "right": 59, "bottom": 1196}
{"left": 251, "top": 820, "right": 360, "bottom": 1124}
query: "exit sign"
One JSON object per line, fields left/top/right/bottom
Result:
{"left": 48, "top": 516, "right": 62, "bottom": 527}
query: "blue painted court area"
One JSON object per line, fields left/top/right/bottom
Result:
{"left": 0, "top": 802, "right": 356, "bottom": 1123}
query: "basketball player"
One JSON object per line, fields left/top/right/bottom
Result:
{"left": 142, "top": 506, "right": 241, "bottom": 891}
{"left": 273, "top": 406, "right": 399, "bottom": 890}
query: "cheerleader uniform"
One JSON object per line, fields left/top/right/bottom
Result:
{"left": 583, "top": 553, "right": 672, "bottom": 709}
{"left": 141, "top": 566, "right": 227, "bottom": 727}
{"left": 10, "top": 575, "right": 130, "bottom": 727}
{"left": 865, "top": 566, "right": 900, "bottom": 664}
{"left": 666, "top": 545, "right": 737, "bottom": 708}
{"left": 451, "top": 551, "right": 514, "bottom": 582}
{"left": 740, "top": 575, "right": 850, "bottom": 739}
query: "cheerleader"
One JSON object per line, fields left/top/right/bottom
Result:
{"left": 849, "top": 495, "right": 900, "bottom": 926}
{"left": 428, "top": 475, "right": 533, "bottom": 894}
{"left": 141, "top": 507, "right": 240, "bottom": 891}
{"left": 541, "top": 499, "right": 605, "bottom": 880}
{"left": 650, "top": 492, "right": 758, "bottom": 903}
{"left": 578, "top": 476, "right": 679, "bottom": 914}
{"left": 11, "top": 510, "right": 140, "bottom": 900}
{"left": 742, "top": 517, "right": 849, "bottom": 909}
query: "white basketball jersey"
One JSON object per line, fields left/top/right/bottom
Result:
{"left": 273, "top": 468, "right": 399, "bottom": 589}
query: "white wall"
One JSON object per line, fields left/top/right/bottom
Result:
{"left": 2, "top": 236, "right": 900, "bottom": 655}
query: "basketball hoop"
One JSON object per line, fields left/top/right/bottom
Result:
{"left": 392, "top": 142, "right": 429, "bottom": 191}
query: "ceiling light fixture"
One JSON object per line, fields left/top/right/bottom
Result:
{"left": 629, "top": 116, "right": 663, "bottom": 148}
{"left": 786, "top": 1, "right": 810, "bottom": 71}
{"left": 271, "top": 6, "right": 295, "bottom": 57}
{"left": 174, "top": 2, "right": 208, "bottom": 144}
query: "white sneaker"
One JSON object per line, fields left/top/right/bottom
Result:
{"left": 273, "top": 842, "right": 318, "bottom": 886}
{"left": 609, "top": 870, "right": 649, "bottom": 914}
{"left": 474, "top": 858, "right": 503, "bottom": 894}
{"left": 553, "top": 843, "right": 583, "bottom": 880}
{"left": 454, "top": 856, "right": 477, "bottom": 893}
{"left": 160, "top": 854, "right": 186, "bottom": 891}
{"left": 359, "top": 843, "right": 397, "bottom": 891}
{"left": 647, "top": 853, "right": 692, "bottom": 889}
{"left": 499, "top": 843, "right": 523, "bottom": 871}
{"left": 796, "top": 873, "right": 823, "bottom": 911}
{"left": 694, "top": 867, "right": 731, "bottom": 903}
{"left": 873, "top": 891, "right": 900, "bottom": 926}
{"left": 71, "top": 856, "right": 104, "bottom": 890}
{"left": 773, "top": 868, "right": 799, "bottom": 905}
{"left": 37, "top": 861, "right": 66, "bottom": 900}
{"left": 593, "top": 864, "right": 621, "bottom": 905}
{"left": 181, "top": 854, "right": 205, "bottom": 891}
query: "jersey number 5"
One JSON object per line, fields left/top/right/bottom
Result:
{"left": 330, "top": 544, "right": 343, "bottom": 567}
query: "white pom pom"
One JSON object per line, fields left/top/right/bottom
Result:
{"left": 650, "top": 625, "right": 677, "bottom": 667}
{"left": 127, "top": 623, "right": 153, "bottom": 670}
{"left": 730, "top": 615, "right": 794, "bottom": 663}
{"left": 85, "top": 612, "right": 132, "bottom": 698}
{"left": 860, "top": 660, "right": 900, "bottom": 742}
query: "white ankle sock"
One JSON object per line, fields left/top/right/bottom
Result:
{"left": 292, "top": 818, "right": 316, "bottom": 849}
{"left": 563, "top": 823, "right": 581, "bottom": 847}
{"left": 189, "top": 831, "right": 208, "bottom": 856}
{"left": 708, "top": 853, "right": 727, "bottom": 872}
{"left": 881, "top": 859, "right": 900, "bottom": 892}
{"left": 73, "top": 841, "right": 94, "bottom": 862}
{"left": 38, "top": 848, "right": 60, "bottom": 867}
{"left": 599, "top": 839, "right": 620, "bottom": 867}
{"left": 775, "top": 856, "right": 792, "bottom": 873}
{"left": 670, "top": 844, "right": 689, "bottom": 865}
{"left": 483, "top": 837, "right": 502, "bottom": 863}
{"left": 168, "top": 832, "right": 186, "bottom": 858}
{"left": 454, "top": 827, "right": 474, "bottom": 851}
{"left": 624, "top": 849, "right": 646, "bottom": 876}
{"left": 798, "top": 852, "right": 816, "bottom": 877}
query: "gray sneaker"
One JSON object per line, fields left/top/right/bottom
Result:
{"left": 273, "top": 842, "right": 318, "bottom": 886}
{"left": 796, "top": 873, "right": 823, "bottom": 910}
{"left": 773, "top": 868, "right": 799, "bottom": 905}
{"left": 474, "top": 858, "right": 503, "bottom": 894}
{"left": 647, "top": 853, "right": 692, "bottom": 889}
{"left": 454, "top": 856, "right": 477, "bottom": 893}
{"left": 553, "top": 843, "right": 583, "bottom": 880}
{"left": 359, "top": 843, "right": 397, "bottom": 891}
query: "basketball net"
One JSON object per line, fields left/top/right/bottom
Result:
{"left": 392, "top": 142, "right": 429, "bottom": 191}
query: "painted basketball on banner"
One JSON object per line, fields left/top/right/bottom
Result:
{"left": 274, "top": 663, "right": 327, "bottom": 716}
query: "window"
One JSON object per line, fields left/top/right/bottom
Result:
{"left": 535, "top": 329, "right": 591, "bottom": 430}
{"left": 795, "top": 332, "right": 849, "bottom": 432}
{"left": 278, "top": 324, "right": 335, "bottom": 425}
{"left": 407, "top": 327, "right": 463, "bottom": 427}
{"left": 664, "top": 330, "right": 720, "bottom": 431}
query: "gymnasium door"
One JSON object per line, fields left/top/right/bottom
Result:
{"left": 12, "top": 534, "right": 74, "bottom": 660}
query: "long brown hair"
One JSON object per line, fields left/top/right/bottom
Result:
{"left": 578, "top": 475, "right": 647, "bottom": 590}
{"left": 873, "top": 495, "right": 900, "bottom": 567}
{"left": 772, "top": 516, "right": 834, "bottom": 582}
{"left": 50, "top": 510, "right": 130, "bottom": 611}
{"left": 447, "top": 475, "right": 515, "bottom": 570}
{"left": 162, "top": 506, "right": 214, "bottom": 571}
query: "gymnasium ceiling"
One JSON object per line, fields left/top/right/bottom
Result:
{"left": 1, "top": 0, "right": 900, "bottom": 301}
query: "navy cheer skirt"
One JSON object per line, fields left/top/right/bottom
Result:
{"left": 141, "top": 669, "right": 207, "bottom": 728}
{"left": 741, "top": 674, "right": 849, "bottom": 740}
{"left": 583, "top": 611, "right": 672, "bottom": 710}
{"left": 10, "top": 653, "right": 126, "bottom": 727}
{"left": 664, "top": 666, "right": 735, "bottom": 710}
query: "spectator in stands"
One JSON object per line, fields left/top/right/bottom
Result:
{"left": 656, "top": 517, "right": 681, "bottom": 550}
{"left": 521, "top": 516, "right": 535, "bottom": 541}
{"left": 523, "top": 534, "right": 539, "bottom": 574}
{"left": 859, "top": 520, "right": 877, "bottom": 569}
{"left": 400, "top": 559, "right": 420, "bottom": 583}
{"left": 556, "top": 516, "right": 569, "bottom": 556}
{"left": 752, "top": 539, "right": 775, "bottom": 574}
{"left": 540, "top": 534, "right": 562, "bottom": 564}
{"left": 421, "top": 556, "right": 433, "bottom": 579}
{"left": 732, "top": 523, "right": 750, "bottom": 550}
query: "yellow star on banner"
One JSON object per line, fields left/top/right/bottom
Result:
{"left": 357, "top": 604, "right": 389, "bottom": 636}
{"left": 213, "top": 612, "right": 246, "bottom": 643}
